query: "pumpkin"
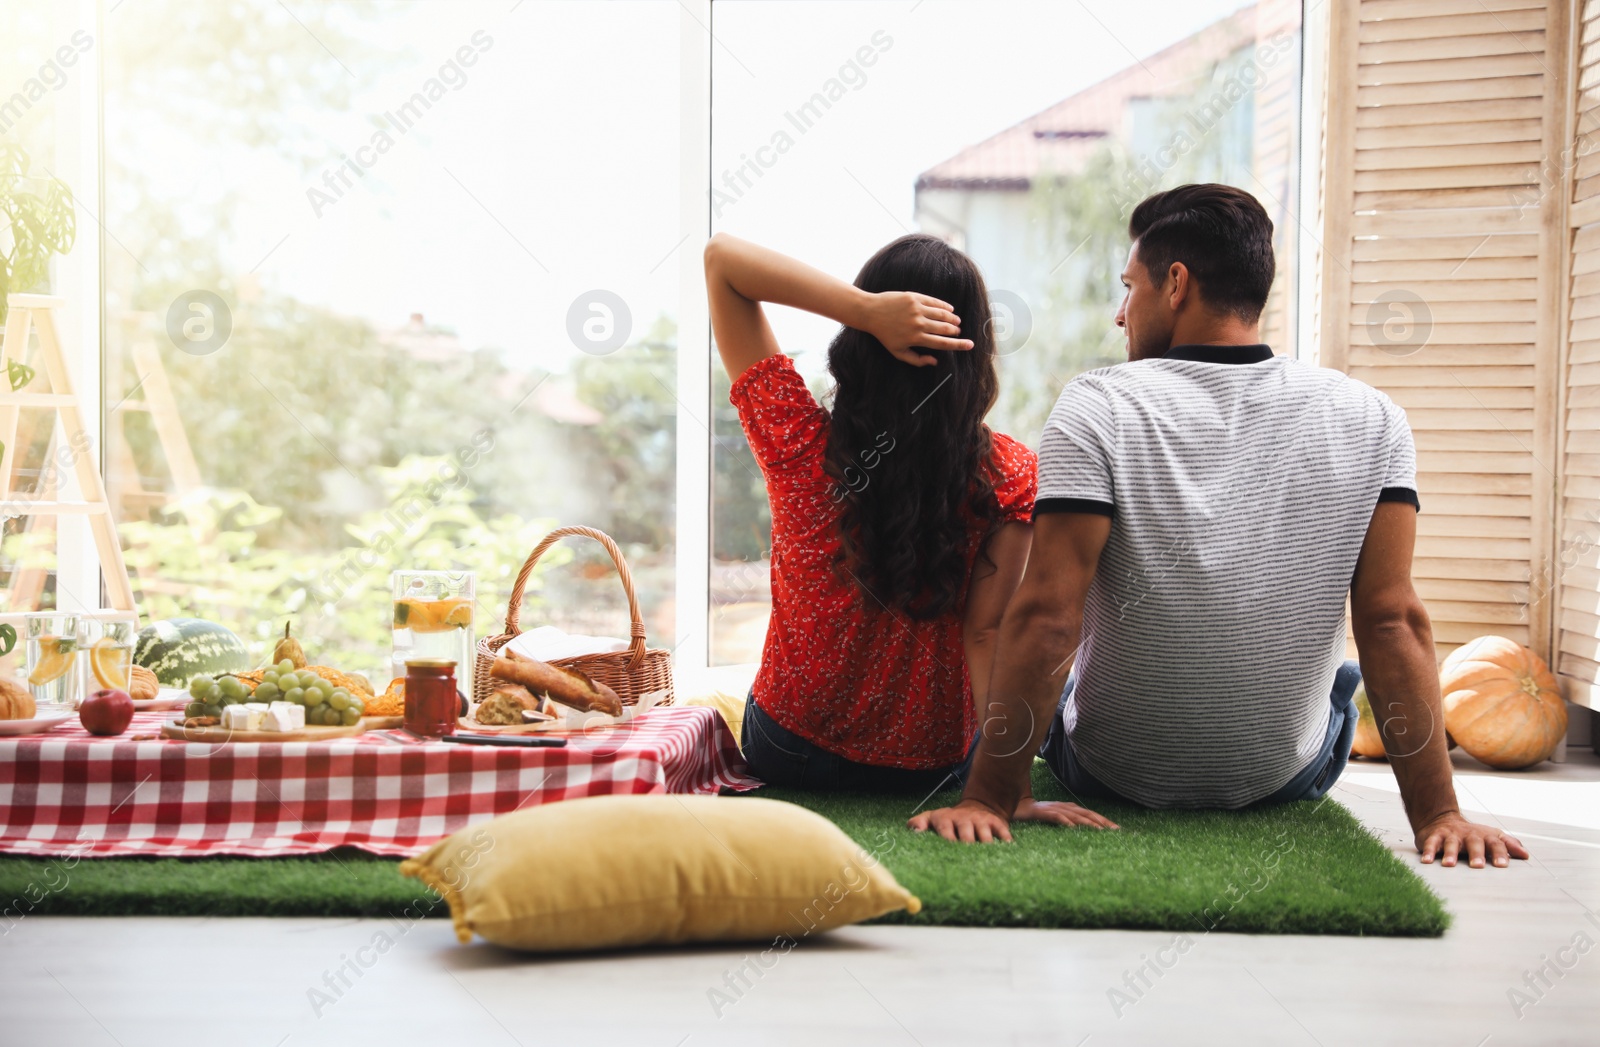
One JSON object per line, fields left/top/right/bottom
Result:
{"left": 1440, "top": 636, "right": 1567, "bottom": 770}
{"left": 0, "top": 676, "right": 36, "bottom": 720}
{"left": 1349, "top": 683, "right": 1386, "bottom": 759}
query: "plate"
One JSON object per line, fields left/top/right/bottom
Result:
{"left": 135, "top": 688, "right": 189, "bottom": 712}
{"left": 0, "top": 714, "right": 74, "bottom": 736}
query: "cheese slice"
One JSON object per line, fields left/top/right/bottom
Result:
{"left": 262, "top": 702, "right": 305, "bottom": 732}
{"left": 221, "top": 704, "right": 264, "bottom": 732}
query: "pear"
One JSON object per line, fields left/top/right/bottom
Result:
{"left": 272, "top": 621, "right": 308, "bottom": 669}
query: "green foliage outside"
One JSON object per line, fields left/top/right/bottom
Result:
{"left": 0, "top": 142, "right": 74, "bottom": 324}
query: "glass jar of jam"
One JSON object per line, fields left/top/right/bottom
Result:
{"left": 404, "top": 659, "right": 458, "bottom": 738}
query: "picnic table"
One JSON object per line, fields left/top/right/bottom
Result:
{"left": 0, "top": 706, "right": 757, "bottom": 857}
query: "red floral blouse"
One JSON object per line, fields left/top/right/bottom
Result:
{"left": 729, "top": 353, "right": 1038, "bottom": 769}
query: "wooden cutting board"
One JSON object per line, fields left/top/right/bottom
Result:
{"left": 159, "top": 718, "right": 371, "bottom": 743}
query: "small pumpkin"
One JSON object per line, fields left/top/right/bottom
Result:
{"left": 0, "top": 676, "right": 36, "bottom": 720}
{"left": 1350, "top": 683, "right": 1386, "bottom": 759}
{"left": 272, "top": 621, "right": 308, "bottom": 669}
{"left": 1440, "top": 636, "right": 1567, "bottom": 770}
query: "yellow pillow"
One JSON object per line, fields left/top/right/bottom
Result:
{"left": 400, "top": 794, "right": 920, "bottom": 952}
{"left": 679, "top": 687, "right": 748, "bottom": 745}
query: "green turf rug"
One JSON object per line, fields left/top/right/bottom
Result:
{"left": 768, "top": 762, "right": 1449, "bottom": 937}
{"left": 0, "top": 763, "right": 1447, "bottom": 936}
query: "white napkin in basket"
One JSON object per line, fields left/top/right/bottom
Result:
{"left": 504, "top": 625, "right": 628, "bottom": 663}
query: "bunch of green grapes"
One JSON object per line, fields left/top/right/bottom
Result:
{"left": 184, "top": 673, "right": 251, "bottom": 719}
{"left": 250, "top": 660, "right": 364, "bottom": 727}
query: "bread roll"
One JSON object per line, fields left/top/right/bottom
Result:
{"left": 130, "top": 665, "right": 160, "bottom": 702}
{"left": 0, "top": 677, "right": 35, "bottom": 720}
{"left": 489, "top": 651, "right": 623, "bottom": 716}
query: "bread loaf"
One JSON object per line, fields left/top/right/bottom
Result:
{"left": 489, "top": 651, "right": 623, "bottom": 716}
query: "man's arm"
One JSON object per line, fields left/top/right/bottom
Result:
{"left": 911, "top": 512, "right": 1118, "bottom": 842}
{"left": 703, "top": 233, "right": 971, "bottom": 382}
{"left": 1350, "top": 501, "right": 1529, "bottom": 869}
{"left": 962, "top": 522, "right": 1033, "bottom": 718}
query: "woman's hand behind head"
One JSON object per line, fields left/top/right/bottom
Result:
{"left": 861, "top": 291, "right": 974, "bottom": 367}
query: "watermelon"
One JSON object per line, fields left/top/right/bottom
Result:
{"left": 134, "top": 618, "right": 250, "bottom": 685}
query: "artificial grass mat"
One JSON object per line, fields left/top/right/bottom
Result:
{"left": 0, "top": 762, "right": 1447, "bottom": 936}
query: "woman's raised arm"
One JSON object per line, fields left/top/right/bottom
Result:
{"left": 702, "top": 233, "right": 972, "bottom": 382}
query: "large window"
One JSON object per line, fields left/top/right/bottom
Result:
{"left": 708, "top": 0, "right": 1305, "bottom": 663}
{"left": 0, "top": 1, "right": 1303, "bottom": 679}
{"left": 98, "top": 1, "right": 685, "bottom": 675}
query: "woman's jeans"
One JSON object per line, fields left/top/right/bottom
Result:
{"left": 740, "top": 694, "right": 967, "bottom": 795}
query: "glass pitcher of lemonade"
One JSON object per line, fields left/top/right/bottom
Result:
{"left": 391, "top": 571, "right": 475, "bottom": 702}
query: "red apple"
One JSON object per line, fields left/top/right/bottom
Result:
{"left": 80, "top": 688, "right": 134, "bottom": 736}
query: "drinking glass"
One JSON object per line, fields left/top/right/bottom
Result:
{"left": 26, "top": 611, "right": 81, "bottom": 710}
{"left": 391, "top": 571, "right": 476, "bottom": 701}
{"left": 81, "top": 612, "right": 139, "bottom": 695}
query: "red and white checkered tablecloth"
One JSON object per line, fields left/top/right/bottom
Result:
{"left": 0, "top": 706, "right": 758, "bottom": 857}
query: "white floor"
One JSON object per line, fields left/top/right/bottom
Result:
{"left": 3, "top": 750, "right": 1599, "bottom": 1047}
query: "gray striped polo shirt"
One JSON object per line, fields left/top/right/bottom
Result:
{"left": 1038, "top": 344, "right": 1418, "bottom": 808}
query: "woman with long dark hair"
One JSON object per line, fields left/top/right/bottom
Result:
{"left": 704, "top": 232, "right": 1036, "bottom": 793}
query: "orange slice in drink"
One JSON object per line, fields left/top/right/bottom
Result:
{"left": 90, "top": 638, "right": 132, "bottom": 690}
{"left": 398, "top": 598, "right": 470, "bottom": 633}
{"left": 443, "top": 599, "right": 473, "bottom": 629}
{"left": 28, "top": 635, "right": 76, "bottom": 687}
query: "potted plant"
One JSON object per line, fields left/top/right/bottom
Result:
{"left": 0, "top": 140, "right": 76, "bottom": 327}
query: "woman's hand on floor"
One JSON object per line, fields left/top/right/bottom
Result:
{"left": 909, "top": 797, "right": 1118, "bottom": 843}
{"left": 861, "top": 291, "right": 973, "bottom": 367}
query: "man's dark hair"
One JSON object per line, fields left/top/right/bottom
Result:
{"left": 1128, "top": 184, "right": 1275, "bottom": 323}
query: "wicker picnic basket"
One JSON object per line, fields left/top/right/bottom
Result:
{"left": 473, "top": 525, "right": 674, "bottom": 708}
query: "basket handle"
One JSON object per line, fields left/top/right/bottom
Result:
{"left": 503, "top": 525, "right": 648, "bottom": 669}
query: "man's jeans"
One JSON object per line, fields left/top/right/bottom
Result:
{"left": 1036, "top": 660, "right": 1363, "bottom": 806}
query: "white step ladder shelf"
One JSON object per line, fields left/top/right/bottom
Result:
{"left": 0, "top": 293, "right": 136, "bottom": 611}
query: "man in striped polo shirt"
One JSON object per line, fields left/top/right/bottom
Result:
{"left": 913, "top": 184, "right": 1528, "bottom": 870}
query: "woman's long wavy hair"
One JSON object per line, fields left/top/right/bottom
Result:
{"left": 824, "top": 234, "right": 1002, "bottom": 620}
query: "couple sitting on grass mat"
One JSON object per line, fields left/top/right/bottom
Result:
{"left": 704, "top": 183, "right": 1527, "bottom": 871}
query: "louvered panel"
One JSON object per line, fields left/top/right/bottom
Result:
{"left": 1359, "top": 10, "right": 1545, "bottom": 42}
{"left": 1418, "top": 581, "right": 1536, "bottom": 609}
{"left": 1433, "top": 620, "right": 1531, "bottom": 644}
{"left": 1327, "top": 0, "right": 1560, "bottom": 667}
{"left": 1416, "top": 451, "right": 1535, "bottom": 473}
{"left": 1415, "top": 556, "right": 1537, "bottom": 580}
{"left": 1416, "top": 535, "right": 1531, "bottom": 559}
{"left": 1350, "top": 364, "right": 1534, "bottom": 386}
{"left": 1415, "top": 473, "right": 1532, "bottom": 495}
{"left": 1359, "top": 32, "right": 1546, "bottom": 64}
{"left": 1560, "top": 0, "right": 1600, "bottom": 709}
{"left": 1350, "top": 345, "right": 1536, "bottom": 366}
{"left": 1357, "top": 74, "right": 1542, "bottom": 108}
{"left": 1353, "top": 162, "right": 1541, "bottom": 192}
{"left": 1357, "top": 53, "right": 1547, "bottom": 85}
{"left": 1354, "top": 185, "right": 1547, "bottom": 210}
{"left": 1362, "top": 0, "right": 1544, "bottom": 17}
{"left": 1385, "top": 385, "right": 1532, "bottom": 409}
{"left": 1354, "top": 96, "right": 1545, "bottom": 127}
{"left": 1356, "top": 119, "right": 1542, "bottom": 150}
{"left": 1350, "top": 232, "right": 1538, "bottom": 259}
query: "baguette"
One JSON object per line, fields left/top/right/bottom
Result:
{"left": 490, "top": 651, "right": 623, "bottom": 717}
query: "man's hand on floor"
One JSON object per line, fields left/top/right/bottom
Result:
{"left": 908, "top": 797, "right": 1118, "bottom": 843}
{"left": 1415, "top": 811, "right": 1529, "bottom": 869}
